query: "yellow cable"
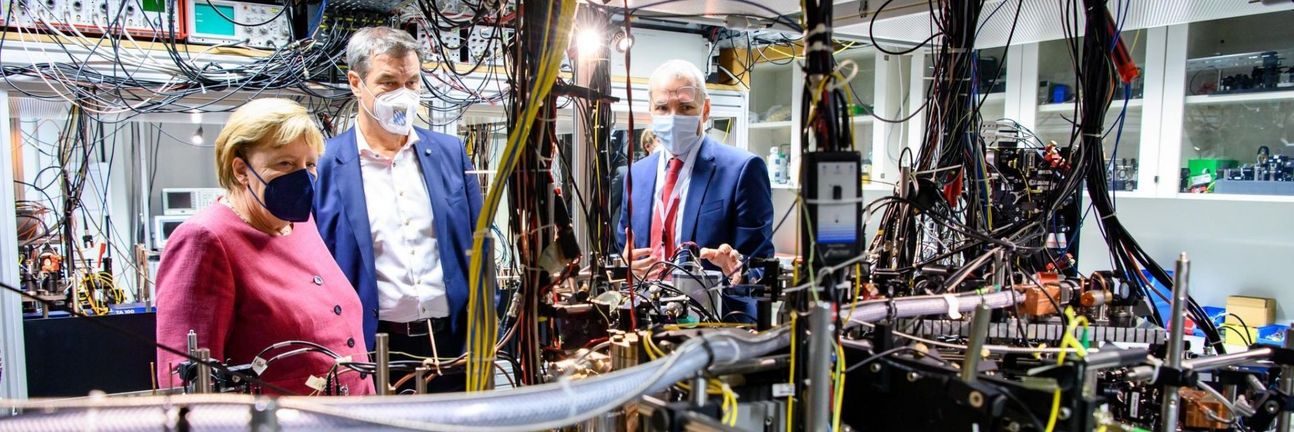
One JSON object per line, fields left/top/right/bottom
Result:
{"left": 785, "top": 312, "right": 798, "bottom": 432}
{"left": 1045, "top": 308, "right": 1090, "bottom": 432}
{"left": 832, "top": 340, "right": 846, "bottom": 432}
{"left": 464, "top": 0, "right": 577, "bottom": 391}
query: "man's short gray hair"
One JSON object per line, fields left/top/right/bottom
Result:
{"left": 648, "top": 59, "right": 709, "bottom": 101}
{"left": 346, "top": 27, "right": 422, "bottom": 78}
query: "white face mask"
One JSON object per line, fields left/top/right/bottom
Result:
{"left": 359, "top": 83, "right": 419, "bottom": 136}
{"left": 650, "top": 115, "right": 702, "bottom": 156}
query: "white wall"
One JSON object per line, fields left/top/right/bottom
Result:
{"left": 609, "top": 28, "right": 711, "bottom": 78}
{"left": 1077, "top": 196, "right": 1294, "bottom": 323}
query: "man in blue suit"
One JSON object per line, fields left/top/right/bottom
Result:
{"left": 314, "top": 27, "right": 482, "bottom": 386}
{"left": 616, "top": 60, "right": 774, "bottom": 318}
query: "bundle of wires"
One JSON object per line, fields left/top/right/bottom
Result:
{"left": 463, "top": 0, "right": 577, "bottom": 392}
{"left": 1068, "top": 0, "right": 1223, "bottom": 351}
{"left": 0, "top": 0, "right": 362, "bottom": 117}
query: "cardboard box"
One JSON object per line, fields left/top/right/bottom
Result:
{"left": 1223, "top": 323, "right": 1256, "bottom": 346}
{"left": 1226, "top": 296, "right": 1276, "bottom": 327}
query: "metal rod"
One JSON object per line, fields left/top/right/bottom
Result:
{"left": 1182, "top": 347, "right": 1274, "bottom": 372}
{"left": 805, "top": 302, "right": 834, "bottom": 432}
{"left": 1279, "top": 326, "right": 1294, "bottom": 432}
{"left": 186, "top": 330, "right": 197, "bottom": 356}
{"left": 376, "top": 333, "right": 390, "bottom": 396}
{"left": 961, "top": 303, "right": 991, "bottom": 383}
{"left": 194, "top": 348, "right": 212, "bottom": 394}
{"left": 1128, "top": 347, "right": 1277, "bottom": 383}
{"left": 1160, "top": 252, "right": 1190, "bottom": 432}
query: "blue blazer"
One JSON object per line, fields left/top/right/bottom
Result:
{"left": 314, "top": 127, "right": 483, "bottom": 351}
{"left": 616, "top": 138, "right": 774, "bottom": 316}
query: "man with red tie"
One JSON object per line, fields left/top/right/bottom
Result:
{"left": 615, "top": 60, "right": 774, "bottom": 317}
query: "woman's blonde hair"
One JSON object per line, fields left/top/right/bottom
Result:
{"left": 214, "top": 98, "right": 325, "bottom": 190}
{"left": 640, "top": 128, "right": 656, "bottom": 151}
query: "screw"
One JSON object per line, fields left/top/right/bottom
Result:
{"left": 1267, "top": 402, "right": 1279, "bottom": 414}
{"left": 1059, "top": 407, "right": 1072, "bottom": 420}
{"left": 869, "top": 363, "right": 882, "bottom": 373}
{"left": 969, "top": 391, "right": 984, "bottom": 408}
{"left": 907, "top": 371, "right": 919, "bottom": 382}
{"left": 1006, "top": 422, "right": 1021, "bottom": 432}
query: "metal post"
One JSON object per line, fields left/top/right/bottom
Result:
{"left": 962, "top": 303, "right": 991, "bottom": 383}
{"left": 806, "top": 302, "right": 834, "bottom": 432}
{"left": 1160, "top": 252, "right": 1190, "bottom": 432}
{"left": 194, "top": 348, "right": 213, "bottom": 394}
{"left": 691, "top": 374, "right": 707, "bottom": 408}
{"left": 993, "top": 250, "right": 1007, "bottom": 290}
{"left": 134, "top": 244, "right": 150, "bottom": 306}
{"left": 1277, "top": 326, "right": 1294, "bottom": 432}
{"left": 376, "top": 333, "right": 391, "bottom": 396}
{"left": 186, "top": 329, "right": 198, "bottom": 356}
{"left": 414, "top": 367, "right": 428, "bottom": 395}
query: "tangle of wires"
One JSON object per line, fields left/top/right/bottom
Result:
{"left": 461, "top": 0, "right": 577, "bottom": 391}
{"left": 13, "top": 105, "right": 150, "bottom": 313}
{"left": 407, "top": 0, "right": 515, "bottom": 127}
{"left": 1067, "top": 0, "right": 1224, "bottom": 352}
{"left": 0, "top": 0, "right": 374, "bottom": 118}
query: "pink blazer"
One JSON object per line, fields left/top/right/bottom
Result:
{"left": 155, "top": 203, "right": 375, "bottom": 395}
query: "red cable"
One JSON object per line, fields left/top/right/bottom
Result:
{"left": 622, "top": 0, "right": 638, "bottom": 331}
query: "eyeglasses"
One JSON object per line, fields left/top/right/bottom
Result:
{"left": 655, "top": 86, "right": 701, "bottom": 104}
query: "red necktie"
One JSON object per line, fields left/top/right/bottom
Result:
{"left": 650, "top": 158, "right": 686, "bottom": 261}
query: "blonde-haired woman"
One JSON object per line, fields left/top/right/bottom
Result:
{"left": 155, "top": 98, "right": 374, "bottom": 395}
{"left": 640, "top": 128, "right": 658, "bottom": 154}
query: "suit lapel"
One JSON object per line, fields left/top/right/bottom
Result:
{"left": 333, "top": 130, "right": 376, "bottom": 268}
{"left": 412, "top": 131, "right": 452, "bottom": 240}
{"left": 681, "top": 139, "right": 717, "bottom": 242}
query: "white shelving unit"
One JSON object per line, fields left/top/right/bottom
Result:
{"left": 1038, "top": 98, "right": 1145, "bottom": 113}
{"left": 1183, "top": 90, "right": 1294, "bottom": 105}
{"left": 750, "top": 120, "right": 793, "bottom": 130}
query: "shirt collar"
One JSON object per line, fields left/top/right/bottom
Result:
{"left": 356, "top": 122, "right": 420, "bottom": 160}
{"left": 658, "top": 136, "right": 703, "bottom": 170}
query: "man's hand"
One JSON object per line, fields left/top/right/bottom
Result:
{"left": 623, "top": 247, "right": 654, "bottom": 280}
{"left": 700, "top": 244, "right": 743, "bottom": 284}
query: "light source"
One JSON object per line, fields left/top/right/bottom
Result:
{"left": 576, "top": 28, "right": 602, "bottom": 55}
{"left": 191, "top": 126, "right": 204, "bottom": 145}
{"left": 190, "top": 109, "right": 202, "bottom": 124}
{"left": 612, "top": 29, "right": 634, "bottom": 53}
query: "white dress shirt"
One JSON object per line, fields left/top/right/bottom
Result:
{"left": 357, "top": 125, "right": 449, "bottom": 322}
{"left": 652, "top": 140, "right": 701, "bottom": 244}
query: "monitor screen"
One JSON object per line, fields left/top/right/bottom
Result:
{"left": 165, "top": 191, "right": 193, "bottom": 211}
{"left": 193, "top": 3, "right": 237, "bottom": 37}
{"left": 161, "top": 221, "right": 183, "bottom": 239}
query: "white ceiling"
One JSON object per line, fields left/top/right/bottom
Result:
{"left": 627, "top": 0, "right": 1294, "bottom": 48}
{"left": 845, "top": 0, "right": 1294, "bottom": 48}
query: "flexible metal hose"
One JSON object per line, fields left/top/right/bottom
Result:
{"left": 0, "top": 328, "right": 789, "bottom": 432}
{"left": 1, "top": 291, "right": 1020, "bottom": 431}
{"left": 840, "top": 290, "right": 1024, "bottom": 328}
